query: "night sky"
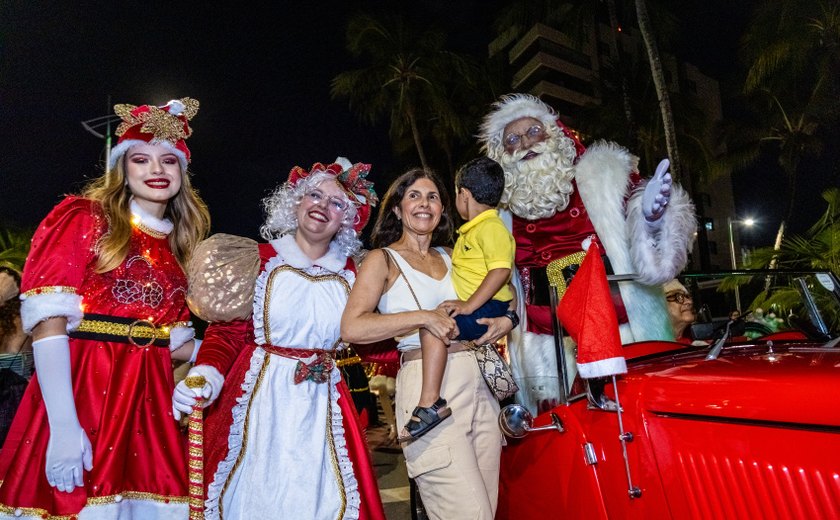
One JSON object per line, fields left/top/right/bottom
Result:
{"left": 1, "top": 1, "right": 831, "bottom": 247}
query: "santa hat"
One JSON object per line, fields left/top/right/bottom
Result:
{"left": 108, "top": 97, "right": 199, "bottom": 172}
{"left": 479, "top": 94, "right": 557, "bottom": 159}
{"left": 478, "top": 93, "right": 586, "bottom": 161}
{"left": 557, "top": 243, "right": 627, "bottom": 379}
{"left": 287, "top": 157, "right": 379, "bottom": 233}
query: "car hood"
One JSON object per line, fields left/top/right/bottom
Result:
{"left": 628, "top": 342, "right": 840, "bottom": 428}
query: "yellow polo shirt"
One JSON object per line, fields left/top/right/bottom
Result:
{"left": 452, "top": 209, "right": 515, "bottom": 302}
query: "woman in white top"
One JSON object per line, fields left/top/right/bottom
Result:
{"left": 342, "top": 167, "right": 513, "bottom": 520}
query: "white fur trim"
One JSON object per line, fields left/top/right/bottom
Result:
{"left": 574, "top": 140, "right": 637, "bottom": 277}
{"left": 188, "top": 338, "right": 202, "bottom": 364}
{"left": 108, "top": 139, "right": 188, "bottom": 172}
{"left": 20, "top": 292, "right": 83, "bottom": 333}
{"left": 616, "top": 280, "right": 674, "bottom": 342}
{"left": 577, "top": 356, "right": 627, "bottom": 379}
{"left": 574, "top": 141, "right": 675, "bottom": 342}
{"left": 480, "top": 94, "right": 558, "bottom": 160}
{"left": 165, "top": 99, "right": 185, "bottom": 116}
{"left": 627, "top": 183, "right": 696, "bottom": 285}
{"left": 334, "top": 156, "right": 353, "bottom": 170}
{"left": 270, "top": 235, "right": 346, "bottom": 273}
{"left": 168, "top": 324, "right": 195, "bottom": 352}
{"left": 130, "top": 199, "right": 174, "bottom": 235}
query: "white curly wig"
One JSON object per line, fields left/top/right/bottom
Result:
{"left": 260, "top": 170, "right": 362, "bottom": 258}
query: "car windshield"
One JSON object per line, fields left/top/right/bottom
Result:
{"left": 679, "top": 270, "right": 840, "bottom": 342}
{"left": 531, "top": 270, "right": 840, "bottom": 409}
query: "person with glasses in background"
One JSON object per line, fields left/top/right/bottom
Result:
{"left": 663, "top": 279, "right": 697, "bottom": 343}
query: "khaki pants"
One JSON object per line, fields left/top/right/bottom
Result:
{"left": 396, "top": 350, "right": 502, "bottom": 520}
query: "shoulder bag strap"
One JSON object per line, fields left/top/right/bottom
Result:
{"left": 383, "top": 249, "right": 423, "bottom": 311}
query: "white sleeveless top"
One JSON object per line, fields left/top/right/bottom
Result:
{"left": 377, "top": 247, "right": 458, "bottom": 352}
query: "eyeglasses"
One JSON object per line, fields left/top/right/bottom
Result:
{"left": 503, "top": 124, "right": 545, "bottom": 149}
{"left": 304, "top": 190, "right": 349, "bottom": 212}
{"left": 666, "top": 292, "right": 693, "bottom": 304}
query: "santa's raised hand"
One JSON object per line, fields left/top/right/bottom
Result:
{"left": 642, "top": 159, "right": 672, "bottom": 226}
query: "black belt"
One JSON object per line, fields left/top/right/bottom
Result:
{"left": 69, "top": 313, "right": 172, "bottom": 347}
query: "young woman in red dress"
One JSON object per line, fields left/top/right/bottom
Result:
{"left": 0, "top": 98, "right": 210, "bottom": 519}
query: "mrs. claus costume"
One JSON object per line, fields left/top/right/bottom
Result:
{"left": 183, "top": 160, "right": 385, "bottom": 520}
{"left": 0, "top": 99, "right": 201, "bottom": 518}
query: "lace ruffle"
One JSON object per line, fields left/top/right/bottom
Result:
{"left": 251, "top": 254, "right": 286, "bottom": 346}
{"left": 329, "top": 366, "right": 361, "bottom": 519}
{"left": 204, "top": 347, "right": 266, "bottom": 519}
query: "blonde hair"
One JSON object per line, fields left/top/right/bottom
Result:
{"left": 82, "top": 157, "right": 211, "bottom": 273}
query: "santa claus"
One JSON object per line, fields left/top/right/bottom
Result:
{"left": 479, "top": 93, "right": 696, "bottom": 413}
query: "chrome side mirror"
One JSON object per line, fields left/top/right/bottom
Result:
{"left": 498, "top": 404, "right": 564, "bottom": 438}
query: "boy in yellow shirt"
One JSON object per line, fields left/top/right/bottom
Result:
{"left": 401, "top": 157, "right": 517, "bottom": 441}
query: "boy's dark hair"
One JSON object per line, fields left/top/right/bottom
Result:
{"left": 455, "top": 157, "right": 504, "bottom": 206}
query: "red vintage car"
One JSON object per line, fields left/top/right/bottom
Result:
{"left": 497, "top": 270, "right": 840, "bottom": 519}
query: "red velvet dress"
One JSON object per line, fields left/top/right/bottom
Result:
{"left": 193, "top": 236, "right": 385, "bottom": 520}
{"left": 0, "top": 197, "right": 191, "bottom": 519}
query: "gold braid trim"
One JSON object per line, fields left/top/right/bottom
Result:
{"left": 133, "top": 219, "right": 168, "bottom": 239}
{"left": 326, "top": 382, "right": 347, "bottom": 519}
{"left": 76, "top": 319, "right": 171, "bottom": 340}
{"left": 0, "top": 491, "right": 188, "bottom": 519}
{"left": 21, "top": 286, "right": 77, "bottom": 298}
{"left": 261, "top": 264, "right": 351, "bottom": 346}
{"left": 546, "top": 251, "right": 587, "bottom": 300}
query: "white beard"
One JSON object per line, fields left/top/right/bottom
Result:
{"left": 499, "top": 130, "right": 579, "bottom": 221}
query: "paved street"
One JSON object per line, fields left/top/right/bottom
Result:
{"left": 366, "top": 422, "right": 412, "bottom": 519}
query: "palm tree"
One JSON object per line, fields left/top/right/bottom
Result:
{"left": 331, "top": 13, "right": 478, "bottom": 174}
{"left": 746, "top": 188, "right": 840, "bottom": 274}
{"left": 634, "top": 0, "right": 683, "bottom": 183}
{"left": 713, "top": 0, "right": 839, "bottom": 226}
{"left": 0, "top": 225, "right": 32, "bottom": 272}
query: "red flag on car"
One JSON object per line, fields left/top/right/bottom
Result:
{"left": 557, "top": 244, "right": 627, "bottom": 378}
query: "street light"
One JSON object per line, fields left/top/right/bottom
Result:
{"left": 81, "top": 97, "right": 119, "bottom": 170}
{"left": 727, "top": 216, "right": 754, "bottom": 312}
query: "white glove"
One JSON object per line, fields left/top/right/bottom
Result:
{"left": 172, "top": 364, "right": 224, "bottom": 420}
{"left": 642, "top": 159, "right": 672, "bottom": 227}
{"left": 33, "top": 335, "right": 93, "bottom": 493}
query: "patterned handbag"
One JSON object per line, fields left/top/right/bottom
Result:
{"left": 385, "top": 249, "right": 519, "bottom": 401}
{"left": 469, "top": 342, "right": 519, "bottom": 401}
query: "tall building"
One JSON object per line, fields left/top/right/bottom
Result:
{"left": 489, "top": 21, "right": 741, "bottom": 271}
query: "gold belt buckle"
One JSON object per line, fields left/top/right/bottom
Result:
{"left": 128, "top": 319, "right": 157, "bottom": 347}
